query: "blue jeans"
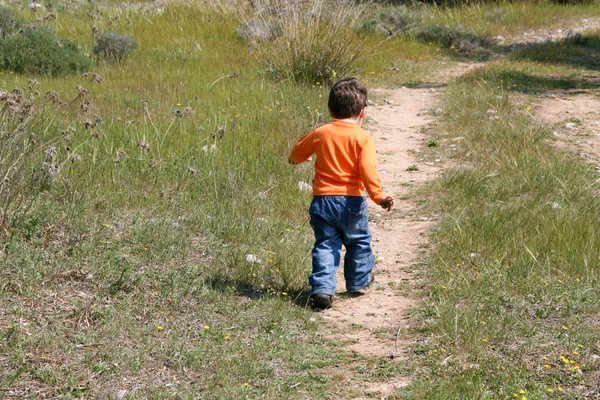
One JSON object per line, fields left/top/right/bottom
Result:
{"left": 308, "top": 196, "right": 374, "bottom": 296}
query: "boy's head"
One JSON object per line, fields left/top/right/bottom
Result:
{"left": 328, "top": 78, "right": 368, "bottom": 119}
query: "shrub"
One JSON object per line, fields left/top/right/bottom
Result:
{"left": 412, "top": 24, "right": 483, "bottom": 53}
{"left": 92, "top": 31, "right": 137, "bottom": 63}
{"left": 378, "top": 6, "right": 420, "bottom": 35}
{"left": 246, "top": 0, "right": 369, "bottom": 84}
{"left": 0, "top": 26, "right": 92, "bottom": 76}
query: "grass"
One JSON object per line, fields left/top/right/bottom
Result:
{"left": 2, "top": 0, "right": 600, "bottom": 398}
{"left": 400, "top": 29, "right": 600, "bottom": 400}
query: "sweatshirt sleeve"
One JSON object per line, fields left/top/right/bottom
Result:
{"left": 288, "top": 130, "right": 316, "bottom": 164}
{"left": 359, "top": 135, "right": 385, "bottom": 204}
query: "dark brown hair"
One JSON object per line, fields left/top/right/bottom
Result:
{"left": 327, "top": 78, "right": 368, "bottom": 119}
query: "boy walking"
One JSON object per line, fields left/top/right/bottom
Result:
{"left": 289, "top": 78, "right": 394, "bottom": 309}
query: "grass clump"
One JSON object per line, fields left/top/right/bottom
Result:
{"left": 0, "top": 26, "right": 91, "bottom": 76}
{"left": 92, "top": 31, "right": 138, "bottom": 63}
{"left": 244, "top": 0, "right": 370, "bottom": 84}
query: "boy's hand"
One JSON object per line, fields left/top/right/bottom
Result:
{"left": 380, "top": 196, "right": 394, "bottom": 211}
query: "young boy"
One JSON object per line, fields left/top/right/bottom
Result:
{"left": 289, "top": 78, "right": 394, "bottom": 309}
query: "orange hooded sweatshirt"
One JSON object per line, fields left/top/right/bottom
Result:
{"left": 289, "top": 120, "right": 385, "bottom": 205}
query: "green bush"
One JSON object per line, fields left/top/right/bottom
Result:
{"left": 0, "top": 26, "right": 92, "bottom": 76}
{"left": 92, "top": 31, "right": 137, "bottom": 63}
{"left": 412, "top": 24, "right": 483, "bottom": 52}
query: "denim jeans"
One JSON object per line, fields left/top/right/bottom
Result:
{"left": 308, "top": 196, "right": 374, "bottom": 296}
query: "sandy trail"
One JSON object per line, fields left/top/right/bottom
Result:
{"left": 315, "top": 87, "right": 442, "bottom": 397}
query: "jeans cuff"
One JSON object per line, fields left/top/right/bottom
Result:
{"left": 346, "top": 273, "right": 372, "bottom": 292}
{"left": 310, "top": 287, "right": 336, "bottom": 296}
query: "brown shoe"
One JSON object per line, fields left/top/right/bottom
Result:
{"left": 312, "top": 293, "right": 333, "bottom": 309}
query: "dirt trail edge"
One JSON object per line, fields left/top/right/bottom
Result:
{"left": 317, "top": 87, "right": 442, "bottom": 395}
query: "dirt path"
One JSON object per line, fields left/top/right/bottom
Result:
{"left": 315, "top": 87, "right": 442, "bottom": 398}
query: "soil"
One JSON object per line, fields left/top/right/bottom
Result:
{"left": 535, "top": 93, "right": 600, "bottom": 164}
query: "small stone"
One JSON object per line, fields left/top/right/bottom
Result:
{"left": 565, "top": 122, "right": 578, "bottom": 129}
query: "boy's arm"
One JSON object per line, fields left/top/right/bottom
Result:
{"left": 288, "top": 131, "right": 316, "bottom": 164}
{"left": 359, "top": 135, "right": 386, "bottom": 205}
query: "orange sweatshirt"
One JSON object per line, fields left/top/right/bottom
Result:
{"left": 289, "top": 120, "right": 385, "bottom": 205}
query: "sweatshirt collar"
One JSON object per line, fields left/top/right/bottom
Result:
{"left": 331, "top": 119, "right": 361, "bottom": 127}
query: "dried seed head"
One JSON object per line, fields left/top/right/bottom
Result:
{"left": 41, "top": 162, "right": 60, "bottom": 182}
{"left": 93, "top": 114, "right": 103, "bottom": 125}
{"left": 117, "top": 149, "right": 127, "bottom": 157}
{"left": 188, "top": 167, "right": 198, "bottom": 175}
{"left": 44, "top": 146, "right": 58, "bottom": 161}
{"left": 45, "top": 90, "right": 59, "bottom": 103}
{"left": 75, "top": 85, "right": 89, "bottom": 96}
{"left": 138, "top": 142, "right": 151, "bottom": 151}
{"left": 80, "top": 99, "right": 90, "bottom": 113}
{"left": 212, "top": 126, "right": 226, "bottom": 139}
{"left": 70, "top": 154, "right": 82, "bottom": 163}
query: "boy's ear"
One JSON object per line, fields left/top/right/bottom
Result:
{"left": 359, "top": 107, "right": 366, "bottom": 118}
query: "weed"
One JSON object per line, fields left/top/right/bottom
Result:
{"left": 427, "top": 139, "right": 440, "bottom": 147}
{"left": 406, "top": 164, "right": 419, "bottom": 172}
